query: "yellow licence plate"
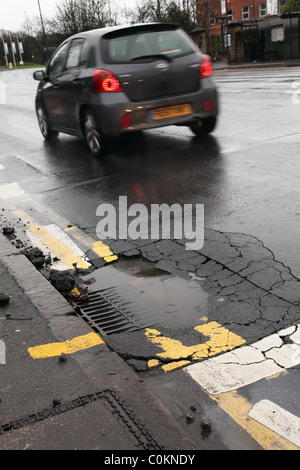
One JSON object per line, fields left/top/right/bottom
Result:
{"left": 151, "top": 103, "right": 192, "bottom": 120}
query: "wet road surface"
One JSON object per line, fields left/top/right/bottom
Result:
{"left": 1, "top": 66, "right": 300, "bottom": 450}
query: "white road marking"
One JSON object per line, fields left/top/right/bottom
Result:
{"left": 0, "top": 164, "right": 4, "bottom": 170}
{"left": 249, "top": 400, "right": 300, "bottom": 448}
{"left": 0, "top": 182, "right": 29, "bottom": 200}
{"left": 44, "top": 224, "right": 91, "bottom": 268}
{"left": 186, "top": 324, "right": 300, "bottom": 395}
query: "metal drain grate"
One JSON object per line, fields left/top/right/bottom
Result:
{"left": 77, "top": 286, "right": 161, "bottom": 335}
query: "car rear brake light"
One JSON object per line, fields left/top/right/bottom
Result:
{"left": 93, "top": 69, "right": 123, "bottom": 92}
{"left": 200, "top": 55, "right": 213, "bottom": 79}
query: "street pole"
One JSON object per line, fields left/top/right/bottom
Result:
{"left": 157, "top": 0, "right": 161, "bottom": 21}
{"left": 123, "top": 1, "right": 128, "bottom": 23}
{"left": 1, "top": 33, "right": 8, "bottom": 68}
{"left": 37, "top": 0, "right": 49, "bottom": 63}
{"left": 221, "top": 0, "right": 230, "bottom": 63}
{"left": 16, "top": 34, "right": 23, "bottom": 64}
{"left": 9, "top": 33, "right": 16, "bottom": 67}
{"left": 108, "top": 0, "right": 112, "bottom": 25}
{"left": 24, "top": 11, "right": 35, "bottom": 64}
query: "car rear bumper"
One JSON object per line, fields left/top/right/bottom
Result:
{"left": 90, "top": 78, "right": 218, "bottom": 136}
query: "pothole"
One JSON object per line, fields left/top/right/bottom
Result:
{"left": 76, "top": 256, "right": 209, "bottom": 336}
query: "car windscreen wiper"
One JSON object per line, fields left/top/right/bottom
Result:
{"left": 130, "top": 54, "right": 172, "bottom": 62}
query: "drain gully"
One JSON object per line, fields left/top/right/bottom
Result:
{"left": 77, "top": 286, "right": 160, "bottom": 336}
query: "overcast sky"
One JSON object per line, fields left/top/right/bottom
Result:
{"left": 0, "top": 0, "right": 138, "bottom": 31}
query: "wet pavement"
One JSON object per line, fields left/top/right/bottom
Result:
{"left": 1, "top": 66, "right": 300, "bottom": 450}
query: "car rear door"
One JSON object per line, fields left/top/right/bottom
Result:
{"left": 101, "top": 26, "right": 202, "bottom": 102}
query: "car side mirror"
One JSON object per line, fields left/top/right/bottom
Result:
{"left": 33, "top": 70, "right": 46, "bottom": 81}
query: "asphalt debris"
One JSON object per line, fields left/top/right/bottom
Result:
{"left": 24, "top": 247, "right": 47, "bottom": 268}
{"left": 0, "top": 293, "right": 10, "bottom": 307}
{"left": 49, "top": 270, "right": 75, "bottom": 294}
{"left": 186, "top": 413, "right": 195, "bottom": 424}
{"left": 2, "top": 226, "right": 15, "bottom": 237}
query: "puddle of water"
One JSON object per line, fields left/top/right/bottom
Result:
{"left": 80, "top": 257, "right": 209, "bottom": 330}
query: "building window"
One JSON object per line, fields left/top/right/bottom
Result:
{"left": 278, "top": 0, "right": 286, "bottom": 13}
{"left": 227, "top": 9, "right": 233, "bottom": 20}
{"left": 242, "top": 6, "right": 249, "bottom": 19}
{"left": 259, "top": 2, "right": 266, "bottom": 16}
{"left": 209, "top": 12, "right": 215, "bottom": 25}
{"left": 271, "top": 25, "right": 284, "bottom": 42}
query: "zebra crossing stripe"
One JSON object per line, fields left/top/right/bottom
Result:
{"left": 208, "top": 390, "right": 299, "bottom": 450}
{"left": 248, "top": 400, "right": 300, "bottom": 448}
{"left": 186, "top": 324, "right": 300, "bottom": 395}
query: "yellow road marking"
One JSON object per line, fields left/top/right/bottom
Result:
{"left": 162, "top": 360, "right": 190, "bottom": 372}
{"left": 209, "top": 389, "right": 299, "bottom": 450}
{"left": 11, "top": 208, "right": 117, "bottom": 266}
{"left": 62, "top": 226, "right": 117, "bottom": 262}
{"left": 28, "top": 224, "right": 90, "bottom": 269}
{"left": 92, "top": 240, "right": 118, "bottom": 263}
{"left": 147, "top": 359, "right": 160, "bottom": 368}
{"left": 145, "top": 321, "right": 246, "bottom": 372}
{"left": 28, "top": 333, "right": 105, "bottom": 359}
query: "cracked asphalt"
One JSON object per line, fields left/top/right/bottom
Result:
{"left": 101, "top": 228, "right": 300, "bottom": 361}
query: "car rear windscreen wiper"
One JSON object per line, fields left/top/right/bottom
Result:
{"left": 130, "top": 54, "right": 172, "bottom": 62}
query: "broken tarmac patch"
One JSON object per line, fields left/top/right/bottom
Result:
{"left": 97, "top": 229, "right": 300, "bottom": 368}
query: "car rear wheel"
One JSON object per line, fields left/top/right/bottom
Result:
{"left": 36, "top": 105, "right": 58, "bottom": 140}
{"left": 189, "top": 117, "right": 217, "bottom": 136}
{"left": 84, "top": 110, "right": 106, "bottom": 156}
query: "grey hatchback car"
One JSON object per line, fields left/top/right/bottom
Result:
{"left": 33, "top": 23, "right": 218, "bottom": 155}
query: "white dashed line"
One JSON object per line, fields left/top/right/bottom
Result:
{"left": 249, "top": 400, "right": 300, "bottom": 448}
{"left": 0, "top": 182, "right": 28, "bottom": 200}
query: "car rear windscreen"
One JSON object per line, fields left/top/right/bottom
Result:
{"left": 102, "top": 27, "right": 198, "bottom": 63}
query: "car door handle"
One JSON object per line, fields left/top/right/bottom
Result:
{"left": 53, "top": 80, "right": 60, "bottom": 88}
{"left": 72, "top": 78, "right": 80, "bottom": 84}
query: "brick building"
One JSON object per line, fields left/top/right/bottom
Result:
{"left": 194, "top": 0, "right": 300, "bottom": 61}
{"left": 196, "top": 0, "right": 285, "bottom": 27}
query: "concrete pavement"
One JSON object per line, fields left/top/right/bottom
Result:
{"left": 213, "top": 58, "right": 300, "bottom": 70}
{"left": 0, "top": 232, "right": 199, "bottom": 451}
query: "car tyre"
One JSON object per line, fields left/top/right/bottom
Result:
{"left": 36, "top": 105, "right": 58, "bottom": 140}
{"left": 189, "top": 117, "right": 217, "bottom": 136}
{"left": 84, "top": 110, "right": 106, "bottom": 156}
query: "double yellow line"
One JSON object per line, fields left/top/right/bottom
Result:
{"left": 12, "top": 205, "right": 117, "bottom": 269}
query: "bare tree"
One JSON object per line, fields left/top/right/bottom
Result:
{"left": 50, "top": 0, "right": 111, "bottom": 38}
{"left": 196, "top": 0, "right": 219, "bottom": 29}
{"left": 125, "top": 0, "right": 196, "bottom": 29}
{"left": 126, "top": 0, "right": 161, "bottom": 23}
